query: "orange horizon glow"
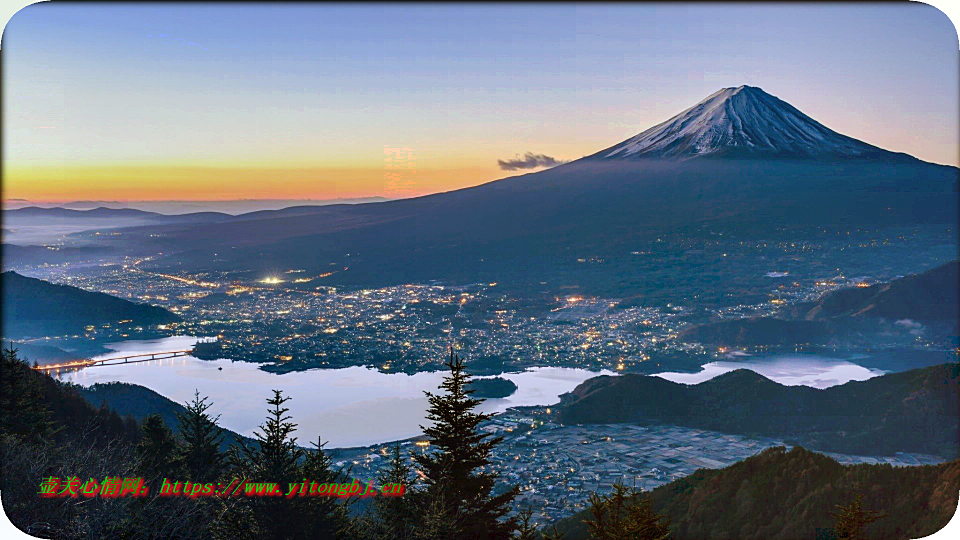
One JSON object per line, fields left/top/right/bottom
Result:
{"left": 2, "top": 164, "right": 506, "bottom": 203}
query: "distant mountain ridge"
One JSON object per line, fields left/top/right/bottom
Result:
{"left": 5, "top": 205, "right": 231, "bottom": 223}
{"left": 554, "top": 362, "right": 960, "bottom": 458}
{"left": 1, "top": 271, "right": 179, "bottom": 339}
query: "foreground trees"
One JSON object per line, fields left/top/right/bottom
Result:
{"left": 584, "top": 482, "right": 671, "bottom": 540}
{"left": 412, "top": 350, "right": 521, "bottom": 539}
{"left": 222, "top": 389, "right": 349, "bottom": 539}
{"left": 12, "top": 344, "right": 941, "bottom": 540}
{"left": 177, "top": 390, "right": 226, "bottom": 482}
{"left": 831, "top": 493, "right": 885, "bottom": 540}
{"left": 359, "top": 443, "right": 419, "bottom": 539}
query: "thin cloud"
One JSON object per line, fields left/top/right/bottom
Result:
{"left": 497, "top": 152, "right": 568, "bottom": 171}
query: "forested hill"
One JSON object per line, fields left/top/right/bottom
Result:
{"left": 79, "top": 382, "right": 250, "bottom": 451}
{"left": 678, "top": 260, "right": 960, "bottom": 347}
{"left": 806, "top": 259, "right": 959, "bottom": 322}
{"left": 551, "top": 445, "right": 960, "bottom": 540}
{"left": 554, "top": 362, "right": 960, "bottom": 457}
{"left": 1, "top": 271, "right": 179, "bottom": 339}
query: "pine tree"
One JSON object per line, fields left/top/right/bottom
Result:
{"left": 0, "top": 344, "right": 57, "bottom": 442}
{"left": 540, "top": 526, "right": 566, "bottom": 540}
{"left": 232, "top": 389, "right": 306, "bottom": 539}
{"left": 584, "top": 482, "right": 670, "bottom": 540}
{"left": 516, "top": 509, "right": 539, "bottom": 540}
{"left": 242, "top": 389, "right": 303, "bottom": 480}
{"left": 413, "top": 349, "right": 520, "bottom": 540}
{"left": 137, "top": 413, "right": 183, "bottom": 478}
{"left": 831, "top": 493, "right": 884, "bottom": 540}
{"left": 298, "top": 435, "right": 349, "bottom": 537}
{"left": 365, "top": 443, "right": 418, "bottom": 539}
{"left": 176, "top": 390, "right": 225, "bottom": 481}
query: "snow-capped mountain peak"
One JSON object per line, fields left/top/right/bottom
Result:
{"left": 596, "top": 85, "right": 898, "bottom": 160}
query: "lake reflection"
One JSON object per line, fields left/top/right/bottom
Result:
{"left": 653, "top": 354, "right": 886, "bottom": 389}
{"left": 62, "top": 336, "right": 615, "bottom": 448}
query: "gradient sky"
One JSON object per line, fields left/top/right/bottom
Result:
{"left": 3, "top": 3, "right": 958, "bottom": 202}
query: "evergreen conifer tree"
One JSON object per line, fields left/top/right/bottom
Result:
{"left": 137, "top": 413, "right": 183, "bottom": 478}
{"left": 297, "top": 435, "right": 350, "bottom": 537}
{"left": 831, "top": 493, "right": 884, "bottom": 540}
{"left": 176, "top": 390, "right": 225, "bottom": 481}
{"left": 0, "top": 344, "right": 57, "bottom": 442}
{"left": 584, "top": 482, "right": 670, "bottom": 540}
{"left": 232, "top": 390, "right": 310, "bottom": 539}
{"left": 516, "top": 509, "right": 539, "bottom": 540}
{"left": 413, "top": 349, "right": 519, "bottom": 539}
{"left": 364, "top": 443, "right": 418, "bottom": 539}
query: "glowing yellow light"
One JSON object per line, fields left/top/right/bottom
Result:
{"left": 260, "top": 277, "right": 283, "bottom": 284}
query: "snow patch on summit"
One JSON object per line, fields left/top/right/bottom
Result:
{"left": 601, "top": 86, "right": 892, "bottom": 160}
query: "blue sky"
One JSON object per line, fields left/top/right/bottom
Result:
{"left": 3, "top": 3, "right": 958, "bottom": 201}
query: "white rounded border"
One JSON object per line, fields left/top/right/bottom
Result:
{"left": 0, "top": 0, "right": 957, "bottom": 538}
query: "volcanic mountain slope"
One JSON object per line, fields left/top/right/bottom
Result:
{"left": 588, "top": 85, "right": 914, "bottom": 160}
{"left": 98, "top": 87, "right": 958, "bottom": 291}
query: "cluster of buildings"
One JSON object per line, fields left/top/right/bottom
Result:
{"left": 330, "top": 413, "right": 945, "bottom": 525}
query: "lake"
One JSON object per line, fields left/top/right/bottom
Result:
{"left": 61, "top": 336, "right": 617, "bottom": 448}
{"left": 653, "top": 352, "right": 886, "bottom": 389}
{"left": 60, "top": 337, "right": 895, "bottom": 447}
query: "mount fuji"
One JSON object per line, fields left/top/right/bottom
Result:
{"left": 588, "top": 85, "right": 913, "bottom": 161}
{"left": 96, "top": 86, "right": 958, "bottom": 295}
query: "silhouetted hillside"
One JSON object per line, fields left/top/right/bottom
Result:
{"left": 5, "top": 342, "right": 87, "bottom": 365}
{"left": 554, "top": 363, "right": 959, "bottom": 457}
{"left": 680, "top": 261, "right": 959, "bottom": 347}
{"left": 79, "top": 382, "right": 251, "bottom": 451}
{"left": 1, "top": 271, "right": 179, "bottom": 339}
{"left": 1, "top": 347, "right": 141, "bottom": 444}
{"left": 551, "top": 446, "right": 960, "bottom": 540}
{"left": 807, "top": 260, "right": 959, "bottom": 322}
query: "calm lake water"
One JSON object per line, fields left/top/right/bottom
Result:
{"left": 60, "top": 336, "right": 616, "bottom": 448}
{"left": 653, "top": 353, "right": 886, "bottom": 389}
{"left": 60, "top": 337, "right": 890, "bottom": 447}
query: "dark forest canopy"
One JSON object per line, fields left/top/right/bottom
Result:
{"left": 551, "top": 445, "right": 960, "bottom": 540}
